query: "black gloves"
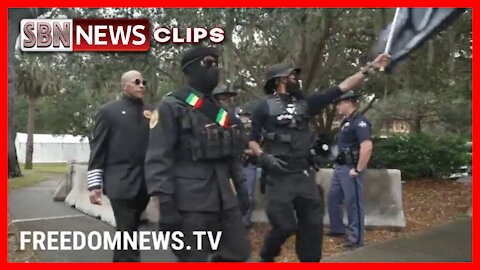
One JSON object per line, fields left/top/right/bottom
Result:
{"left": 259, "top": 153, "right": 289, "bottom": 173}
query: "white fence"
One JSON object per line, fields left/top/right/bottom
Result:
{"left": 15, "top": 132, "right": 90, "bottom": 163}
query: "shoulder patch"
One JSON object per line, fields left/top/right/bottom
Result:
{"left": 358, "top": 121, "right": 367, "bottom": 128}
{"left": 149, "top": 109, "right": 159, "bottom": 129}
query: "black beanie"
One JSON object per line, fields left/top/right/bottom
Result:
{"left": 181, "top": 46, "right": 218, "bottom": 72}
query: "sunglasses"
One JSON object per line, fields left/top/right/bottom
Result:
{"left": 132, "top": 79, "right": 147, "bottom": 86}
{"left": 200, "top": 57, "right": 219, "bottom": 68}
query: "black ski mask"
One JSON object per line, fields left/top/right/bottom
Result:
{"left": 181, "top": 46, "right": 220, "bottom": 95}
{"left": 185, "top": 59, "right": 219, "bottom": 94}
{"left": 286, "top": 80, "right": 304, "bottom": 99}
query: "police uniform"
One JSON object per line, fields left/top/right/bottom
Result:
{"left": 87, "top": 95, "right": 151, "bottom": 262}
{"left": 250, "top": 66, "right": 344, "bottom": 262}
{"left": 213, "top": 84, "right": 257, "bottom": 228}
{"left": 327, "top": 91, "right": 372, "bottom": 247}
{"left": 144, "top": 47, "right": 250, "bottom": 262}
{"left": 237, "top": 107, "right": 258, "bottom": 228}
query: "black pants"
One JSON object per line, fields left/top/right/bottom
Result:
{"left": 261, "top": 169, "right": 325, "bottom": 262}
{"left": 172, "top": 208, "right": 251, "bottom": 262}
{"left": 110, "top": 189, "right": 150, "bottom": 262}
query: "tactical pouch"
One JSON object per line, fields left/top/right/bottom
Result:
{"left": 220, "top": 128, "right": 232, "bottom": 156}
{"left": 230, "top": 125, "right": 243, "bottom": 155}
{"left": 188, "top": 138, "right": 203, "bottom": 161}
{"left": 201, "top": 125, "right": 223, "bottom": 160}
{"left": 263, "top": 132, "right": 291, "bottom": 157}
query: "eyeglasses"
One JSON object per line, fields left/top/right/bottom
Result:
{"left": 132, "top": 79, "right": 147, "bottom": 86}
{"left": 200, "top": 56, "right": 219, "bottom": 68}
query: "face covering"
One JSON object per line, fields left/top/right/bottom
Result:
{"left": 186, "top": 60, "right": 219, "bottom": 94}
{"left": 286, "top": 80, "right": 304, "bottom": 99}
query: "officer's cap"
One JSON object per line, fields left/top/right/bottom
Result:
{"left": 212, "top": 83, "right": 238, "bottom": 97}
{"left": 181, "top": 46, "right": 218, "bottom": 71}
{"left": 334, "top": 90, "right": 362, "bottom": 103}
{"left": 263, "top": 66, "right": 301, "bottom": 94}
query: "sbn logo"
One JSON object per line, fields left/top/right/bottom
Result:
{"left": 20, "top": 19, "right": 150, "bottom": 52}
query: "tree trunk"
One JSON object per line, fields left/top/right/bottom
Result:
{"left": 25, "top": 95, "right": 37, "bottom": 170}
{"left": 8, "top": 9, "right": 27, "bottom": 177}
{"left": 8, "top": 8, "right": 49, "bottom": 177}
{"left": 413, "top": 114, "right": 422, "bottom": 133}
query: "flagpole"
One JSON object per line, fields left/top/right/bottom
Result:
{"left": 380, "top": 8, "right": 401, "bottom": 71}
{"left": 385, "top": 8, "right": 401, "bottom": 55}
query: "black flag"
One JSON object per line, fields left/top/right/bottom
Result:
{"left": 371, "top": 8, "right": 466, "bottom": 70}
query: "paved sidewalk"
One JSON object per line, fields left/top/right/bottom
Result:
{"left": 324, "top": 217, "right": 472, "bottom": 262}
{"left": 8, "top": 178, "right": 175, "bottom": 262}
{"left": 9, "top": 177, "right": 472, "bottom": 262}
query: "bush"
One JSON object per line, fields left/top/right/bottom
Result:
{"left": 370, "top": 134, "right": 470, "bottom": 179}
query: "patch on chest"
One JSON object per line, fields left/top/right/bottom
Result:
{"left": 276, "top": 103, "right": 296, "bottom": 121}
{"left": 286, "top": 104, "right": 296, "bottom": 114}
{"left": 341, "top": 121, "right": 350, "bottom": 130}
{"left": 277, "top": 114, "right": 293, "bottom": 121}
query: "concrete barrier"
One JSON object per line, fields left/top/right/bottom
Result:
{"left": 64, "top": 164, "right": 117, "bottom": 226}
{"left": 52, "top": 163, "right": 74, "bottom": 201}
{"left": 65, "top": 164, "right": 405, "bottom": 229}
{"left": 64, "top": 163, "right": 159, "bottom": 227}
{"left": 252, "top": 168, "right": 406, "bottom": 229}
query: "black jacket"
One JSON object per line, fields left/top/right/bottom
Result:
{"left": 87, "top": 95, "right": 150, "bottom": 199}
{"left": 144, "top": 92, "right": 244, "bottom": 212}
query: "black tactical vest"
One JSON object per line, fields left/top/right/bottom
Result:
{"left": 263, "top": 95, "right": 313, "bottom": 158}
{"left": 178, "top": 106, "right": 243, "bottom": 162}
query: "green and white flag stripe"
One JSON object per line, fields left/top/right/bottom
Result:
{"left": 216, "top": 108, "right": 228, "bottom": 127}
{"left": 185, "top": 93, "right": 202, "bottom": 108}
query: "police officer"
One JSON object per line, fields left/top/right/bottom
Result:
{"left": 212, "top": 82, "right": 238, "bottom": 111}
{"left": 144, "top": 46, "right": 251, "bottom": 262}
{"left": 326, "top": 90, "right": 373, "bottom": 248}
{"left": 237, "top": 107, "right": 258, "bottom": 229}
{"left": 87, "top": 70, "right": 150, "bottom": 262}
{"left": 213, "top": 84, "right": 258, "bottom": 229}
{"left": 249, "top": 53, "right": 390, "bottom": 262}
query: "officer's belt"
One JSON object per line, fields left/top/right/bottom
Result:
{"left": 171, "top": 88, "right": 231, "bottom": 128}
{"left": 264, "top": 132, "right": 292, "bottom": 143}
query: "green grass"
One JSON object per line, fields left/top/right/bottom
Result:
{"left": 8, "top": 172, "right": 49, "bottom": 190}
{"left": 21, "top": 163, "right": 68, "bottom": 174}
{"left": 8, "top": 163, "right": 68, "bottom": 190}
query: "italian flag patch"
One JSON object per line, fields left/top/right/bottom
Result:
{"left": 185, "top": 92, "right": 203, "bottom": 109}
{"left": 216, "top": 108, "right": 229, "bottom": 128}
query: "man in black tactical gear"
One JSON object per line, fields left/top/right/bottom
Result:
{"left": 144, "top": 46, "right": 251, "bottom": 262}
{"left": 249, "top": 53, "right": 391, "bottom": 262}
{"left": 88, "top": 70, "right": 150, "bottom": 262}
{"left": 326, "top": 90, "right": 373, "bottom": 249}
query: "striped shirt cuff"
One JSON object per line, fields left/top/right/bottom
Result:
{"left": 87, "top": 169, "right": 103, "bottom": 190}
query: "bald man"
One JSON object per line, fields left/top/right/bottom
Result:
{"left": 87, "top": 70, "right": 151, "bottom": 262}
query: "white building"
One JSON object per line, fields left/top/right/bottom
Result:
{"left": 15, "top": 132, "right": 90, "bottom": 163}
